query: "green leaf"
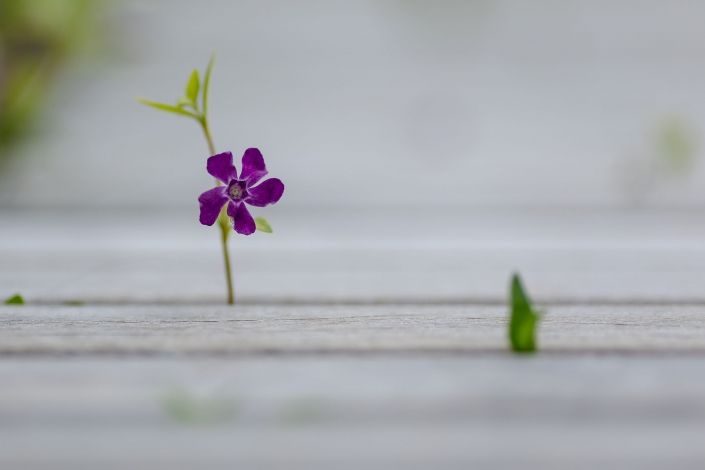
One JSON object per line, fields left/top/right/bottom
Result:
{"left": 176, "top": 96, "right": 193, "bottom": 108}
{"left": 136, "top": 97, "right": 197, "bottom": 118}
{"left": 4, "top": 294, "right": 24, "bottom": 305}
{"left": 509, "top": 274, "right": 540, "bottom": 353}
{"left": 202, "top": 53, "right": 216, "bottom": 118}
{"left": 255, "top": 217, "right": 272, "bottom": 233}
{"left": 185, "top": 70, "right": 200, "bottom": 104}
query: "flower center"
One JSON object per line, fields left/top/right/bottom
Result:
{"left": 229, "top": 185, "right": 243, "bottom": 199}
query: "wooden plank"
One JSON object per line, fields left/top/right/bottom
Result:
{"left": 1, "top": 354, "right": 705, "bottom": 469}
{"left": 3, "top": 305, "right": 705, "bottom": 354}
{"left": 5, "top": 209, "right": 705, "bottom": 304}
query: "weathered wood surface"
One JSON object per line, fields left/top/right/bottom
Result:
{"left": 5, "top": 210, "right": 705, "bottom": 468}
{"left": 2, "top": 350, "right": 705, "bottom": 469}
{"left": 3, "top": 304, "right": 705, "bottom": 354}
{"left": 2, "top": 305, "right": 705, "bottom": 469}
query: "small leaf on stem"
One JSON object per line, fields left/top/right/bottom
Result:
{"left": 136, "top": 97, "right": 197, "bottom": 118}
{"left": 202, "top": 53, "right": 216, "bottom": 117}
{"left": 176, "top": 96, "right": 193, "bottom": 108}
{"left": 4, "top": 294, "right": 24, "bottom": 305}
{"left": 509, "top": 273, "right": 541, "bottom": 353}
{"left": 186, "top": 70, "right": 200, "bottom": 104}
{"left": 255, "top": 217, "right": 273, "bottom": 233}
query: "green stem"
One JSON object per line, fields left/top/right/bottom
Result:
{"left": 200, "top": 117, "right": 234, "bottom": 305}
{"left": 201, "top": 119, "right": 215, "bottom": 156}
{"left": 219, "top": 216, "right": 234, "bottom": 305}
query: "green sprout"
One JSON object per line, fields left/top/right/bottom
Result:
{"left": 4, "top": 294, "right": 24, "bottom": 305}
{"left": 508, "top": 274, "right": 541, "bottom": 353}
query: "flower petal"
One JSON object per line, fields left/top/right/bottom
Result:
{"left": 239, "top": 148, "right": 268, "bottom": 185}
{"left": 198, "top": 186, "right": 228, "bottom": 226}
{"left": 207, "top": 151, "right": 238, "bottom": 183}
{"left": 227, "top": 201, "right": 256, "bottom": 235}
{"left": 244, "top": 178, "right": 284, "bottom": 207}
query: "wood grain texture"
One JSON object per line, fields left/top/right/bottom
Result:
{"left": 4, "top": 210, "right": 705, "bottom": 468}
{"left": 3, "top": 305, "right": 705, "bottom": 355}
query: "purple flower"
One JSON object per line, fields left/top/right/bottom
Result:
{"left": 198, "top": 148, "right": 284, "bottom": 235}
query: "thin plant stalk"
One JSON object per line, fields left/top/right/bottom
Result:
{"left": 198, "top": 116, "right": 234, "bottom": 305}
{"left": 137, "top": 54, "right": 236, "bottom": 304}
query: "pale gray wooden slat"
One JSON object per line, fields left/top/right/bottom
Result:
{"left": 2, "top": 305, "right": 705, "bottom": 354}
{"left": 1, "top": 354, "right": 705, "bottom": 469}
{"left": 5, "top": 209, "right": 705, "bottom": 303}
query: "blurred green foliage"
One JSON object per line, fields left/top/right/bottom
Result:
{"left": 0, "top": 0, "right": 106, "bottom": 163}
{"left": 162, "top": 390, "right": 237, "bottom": 426}
{"left": 656, "top": 117, "right": 698, "bottom": 172}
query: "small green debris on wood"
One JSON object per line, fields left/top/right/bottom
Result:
{"left": 4, "top": 294, "right": 24, "bottom": 305}
{"left": 255, "top": 217, "right": 273, "bottom": 233}
{"left": 509, "top": 274, "right": 541, "bottom": 353}
{"left": 162, "top": 390, "right": 236, "bottom": 426}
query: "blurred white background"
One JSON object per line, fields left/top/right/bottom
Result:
{"left": 3, "top": 0, "right": 705, "bottom": 210}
